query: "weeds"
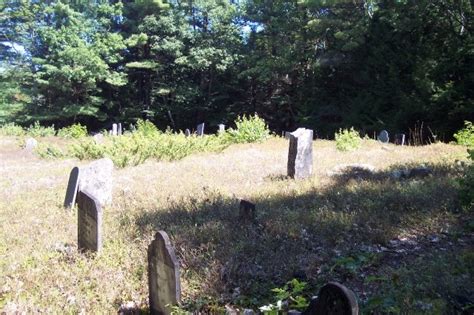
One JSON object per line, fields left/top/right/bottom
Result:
{"left": 26, "top": 121, "right": 56, "bottom": 137}
{"left": 335, "top": 127, "right": 361, "bottom": 151}
{"left": 57, "top": 123, "right": 88, "bottom": 139}
{"left": 0, "top": 122, "right": 25, "bottom": 136}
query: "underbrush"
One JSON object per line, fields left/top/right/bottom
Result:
{"left": 335, "top": 127, "right": 361, "bottom": 151}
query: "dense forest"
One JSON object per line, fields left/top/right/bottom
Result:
{"left": 0, "top": 0, "right": 472, "bottom": 139}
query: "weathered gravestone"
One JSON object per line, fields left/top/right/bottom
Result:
{"left": 287, "top": 128, "right": 313, "bottom": 179}
{"left": 284, "top": 131, "right": 291, "bottom": 139}
{"left": 93, "top": 133, "right": 104, "bottom": 144}
{"left": 377, "top": 130, "right": 389, "bottom": 143}
{"left": 394, "top": 133, "right": 405, "bottom": 145}
{"left": 25, "top": 138, "right": 38, "bottom": 151}
{"left": 77, "top": 190, "right": 103, "bottom": 252}
{"left": 148, "top": 231, "right": 181, "bottom": 315}
{"left": 302, "top": 282, "right": 359, "bottom": 315}
{"left": 239, "top": 199, "right": 256, "bottom": 223}
{"left": 78, "top": 158, "right": 113, "bottom": 207}
{"left": 118, "top": 123, "right": 123, "bottom": 136}
{"left": 197, "top": 123, "right": 205, "bottom": 136}
{"left": 218, "top": 124, "right": 225, "bottom": 133}
{"left": 184, "top": 129, "right": 191, "bottom": 137}
{"left": 64, "top": 167, "right": 80, "bottom": 209}
{"left": 112, "top": 123, "right": 118, "bottom": 136}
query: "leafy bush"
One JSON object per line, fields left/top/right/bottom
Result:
{"left": 57, "top": 123, "right": 88, "bottom": 138}
{"left": 135, "top": 119, "right": 160, "bottom": 137}
{"left": 69, "top": 139, "right": 106, "bottom": 160}
{"left": 459, "top": 149, "right": 474, "bottom": 211}
{"left": 454, "top": 121, "right": 474, "bottom": 147}
{"left": 335, "top": 127, "right": 361, "bottom": 151}
{"left": 0, "top": 123, "right": 25, "bottom": 136}
{"left": 259, "top": 279, "right": 309, "bottom": 313}
{"left": 36, "top": 144, "right": 66, "bottom": 159}
{"left": 225, "top": 114, "right": 270, "bottom": 143}
{"left": 27, "top": 121, "right": 56, "bottom": 137}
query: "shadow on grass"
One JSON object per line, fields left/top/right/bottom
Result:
{"left": 131, "top": 162, "right": 470, "bottom": 309}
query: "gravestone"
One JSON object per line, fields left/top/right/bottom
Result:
{"left": 64, "top": 167, "right": 80, "bottom": 209}
{"left": 185, "top": 129, "right": 191, "bottom": 137}
{"left": 78, "top": 158, "right": 113, "bottom": 207}
{"left": 239, "top": 199, "right": 256, "bottom": 223}
{"left": 77, "top": 190, "right": 103, "bottom": 252}
{"left": 93, "top": 133, "right": 104, "bottom": 144}
{"left": 118, "top": 123, "right": 123, "bottom": 135}
{"left": 148, "top": 231, "right": 181, "bottom": 315}
{"left": 197, "top": 123, "right": 205, "bottom": 136}
{"left": 218, "top": 124, "right": 225, "bottom": 133}
{"left": 284, "top": 131, "right": 291, "bottom": 139}
{"left": 394, "top": 133, "right": 405, "bottom": 145}
{"left": 25, "top": 138, "right": 38, "bottom": 151}
{"left": 287, "top": 128, "right": 313, "bottom": 179}
{"left": 377, "top": 130, "right": 389, "bottom": 143}
{"left": 112, "top": 123, "right": 118, "bottom": 136}
{"left": 303, "top": 282, "right": 358, "bottom": 315}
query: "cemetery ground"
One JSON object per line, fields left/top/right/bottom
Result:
{"left": 0, "top": 135, "right": 473, "bottom": 314}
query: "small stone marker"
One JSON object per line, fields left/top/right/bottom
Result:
{"left": 197, "top": 123, "right": 205, "bottom": 136}
{"left": 239, "top": 199, "right": 256, "bottom": 223}
{"left": 303, "top": 282, "right": 359, "bottom": 315}
{"left": 25, "top": 138, "right": 38, "bottom": 151}
{"left": 284, "top": 131, "right": 291, "bottom": 139}
{"left": 377, "top": 130, "right": 389, "bottom": 143}
{"left": 77, "top": 190, "right": 103, "bottom": 252}
{"left": 394, "top": 133, "right": 405, "bottom": 145}
{"left": 78, "top": 158, "right": 113, "bottom": 207}
{"left": 287, "top": 128, "right": 313, "bottom": 179}
{"left": 218, "top": 124, "right": 225, "bottom": 133}
{"left": 112, "top": 123, "right": 118, "bottom": 136}
{"left": 148, "top": 231, "right": 181, "bottom": 315}
{"left": 93, "top": 133, "right": 104, "bottom": 144}
{"left": 118, "top": 123, "right": 123, "bottom": 135}
{"left": 185, "top": 129, "right": 191, "bottom": 137}
{"left": 64, "top": 167, "right": 80, "bottom": 209}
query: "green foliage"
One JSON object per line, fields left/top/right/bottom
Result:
{"left": 459, "top": 149, "right": 474, "bottom": 211}
{"left": 35, "top": 144, "right": 66, "bottom": 159}
{"left": 0, "top": 123, "right": 25, "bottom": 136}
{"left": 135, "top": 119, "right": 160, "bottom": 137}
{"left": 57, "top": 124, "right": 88, "bottom": 139}
{"left": 26, "top": 121, "right": 56, "bottom": 137}
{"left": 454, "top": 121, "right": 474, "bottom": 147}
{"left": 259, "top": 279, "right": 309, "bottom": 313}
{"left": 225, "top": 114, "right": 270, "bottom": 144}
{"left": 335, "top": 127, "right": 361, "bottom": 151}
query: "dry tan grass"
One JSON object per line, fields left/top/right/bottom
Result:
{"left": 0, "top": 136, "right": 471, "bottom": 313}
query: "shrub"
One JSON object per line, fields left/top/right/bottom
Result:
{"left": 68, "top": 139, "right": 106, "bottom": 160}
{"left": 135, "top": 119, "right": 160, "bottom": 137}
{"left": 27, "top": 121, "right": 56, "bottom": 137}
{"left": 454, "top": 121, "right": 474, "bottom": 147}
{"left": 459, "top": 149, "right": 474, "bottom": 211}
{"left": 36, "top": 144, "right": 66, "bottom": 159}
{"left": 0, "top": 123, "right": 25, "bottom": 136}
{"left": 335, "top": 127, "right": 361, "bottom": 151}
{"left": 225, "top": 114, "right": 270, "bottom": 143}
{"left": 57, "top": 123, "right": 88, "bottom": 138}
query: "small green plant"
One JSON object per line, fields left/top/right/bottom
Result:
{"left": 36, "top": 144, "right": 66, "bottom": 159}
{"left": 454, "top": 121, "right": 474, "bottom": 147}
{"left": 459, "top": 149, "right": 474, "bottom": 211}
{"left": 0, "top": 122, "right": 25, "bottom": 136}
{"left": 27, "top": 121, "right": 56, "bottom": 137}
{"left": 335, "top": 127, "right": 361, "bottom": 151}
{"left": 135, "top": 119, "right": 160, "bottom": 137}
{"left": 57, "top": 123, "right": 88, "bottom": 138}
{"left": 259, "top": 279, "right": 309, "bottom": 314}
{"left": 225, "top": 114, "right": 270, "bottom": 143}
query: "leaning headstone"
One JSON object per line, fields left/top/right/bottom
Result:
{"left": 239, "top": 199, "right": 256, "bottom": 223}
{"left": 118, "top": 123, "right": 123, "bottom": 135}
{"left": 218, "top": 124, "right": 225, "bottom": 133}
{"left": 78, "top": 158, "right": 113, "bottom": 207}
{"left": 197, "top": 123, "right": 205, "bottom": 136}
{"left": 77, "top": 190, "right": 103, "bottom": 252}
{"left": 302, "top": 282, "right": 358, "bottom": 315}
{"left": 25, "top": 138, "right": 38, "bottom": 151}
{"left": 394, "top": 133, "right": 405, "bottom": 145}
{"left": 148, "top": 231, "right": 181, "bottom": 315}
{"left": 112, "top": 123, "right": 118, "bottom": 136}
{"left": 185, "top": 129, "right": 191, "bottom": 137}
{"left": 64, "top": 167, "right": 80, "bottom": 209}
{"left": 287, "top": 128, "right": 313, "bottom": 179}
{"left": 377, "top": 130, "right": 389, "bottom": 143}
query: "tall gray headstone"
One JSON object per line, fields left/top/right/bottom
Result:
{"left": 64, "top": 167, "right": 80, "bottom": 209}
{"left": 184, "top": 129, "right": 191, "bottom": 137}
{"left": 148, "top": 231, "right": 181, "bottom": 315}
{"left": 287, "top": 128, "right": 313, "bottom": 179}
{"left": 79, "top": 158, "right": 113, "bottom": 207}
{"left": 112, "top": 123, "right": 118, "bottom": 136}
{"left": 218, "top": 124, "right": 225, "bottom": 133}
{"left": 118, "top": 123, "right": 123, "bottom": 135}
{"left": 378, "top": 130, "right": 389, "bottom": 143}
{"left": 77, "top": 191, "right": 103, "bottom": 252}
{"left": 25, "top": 138, "right": 38, "bottom": 151}
{"left": 196, "top": 123, "right": 205, "bottom": 136}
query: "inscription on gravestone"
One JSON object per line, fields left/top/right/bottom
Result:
{"left": 378, "top": 130, "right": 389, "bottom": 143}
{"left": 148, "top": 231, "right": 181, "bottom": 315}
{"left": 64, "top": 167, "right": 80, "bottom": 209}
{"left": 288, "top": 128, "right": 313, "bottom": 179}
{"left": 77, "top": 191, "right": 102, "bottom": 252}
{"left": 197, "top": 123, "right": 205, "bottom": 136}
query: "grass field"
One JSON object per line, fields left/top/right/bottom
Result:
{"left": 0, "top": 135, "right": 472, "bottom": 313}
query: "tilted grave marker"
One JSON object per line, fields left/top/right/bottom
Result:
{"left": 197, "top": 123, "right": 205, "bottom": 136}
{"left": 77, "top": 191, "right": 103, "bottom": 252}
{"left": 377, "top": 130, "right": 389, "bottom": 143}
{"left": 287, "top": 128, "right": 313, "bottom": 179}
{"left": 148, "top": 231, "right": 181, "bottom": 315}
{"left": 64, "top": 167, "right": 80, "bottom": 209}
